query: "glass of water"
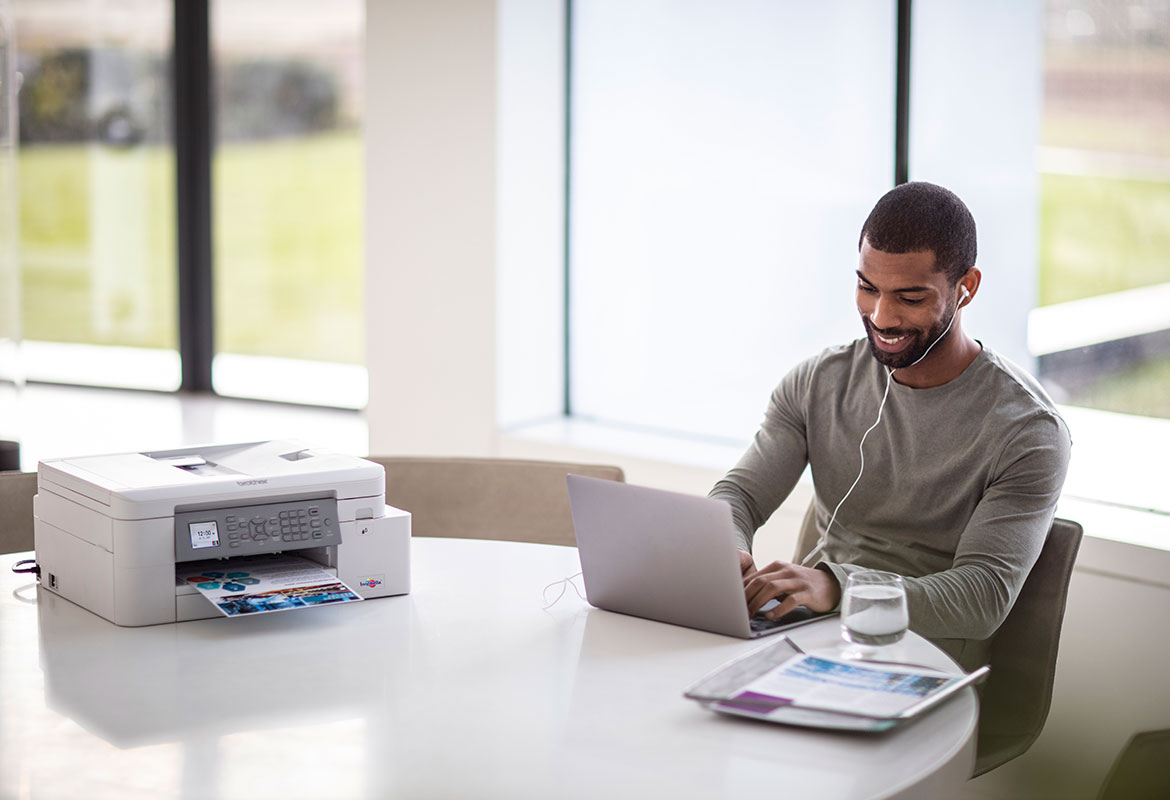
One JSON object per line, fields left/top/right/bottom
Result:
{"left": 841, "top": 570, "right": 909, "bottom": 651}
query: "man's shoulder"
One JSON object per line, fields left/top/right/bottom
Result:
{"left": 976, "top": 346, "right": 1062, "bottom": 415}
{"left": 971, "top": 345, "right": 1070, "bottom": 443}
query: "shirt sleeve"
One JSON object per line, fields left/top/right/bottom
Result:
{"left": 708, "top": 358, "right": 816, "bottom": 553}
{"left": 819, "top": 410, "right": 1072, "bottom": 642}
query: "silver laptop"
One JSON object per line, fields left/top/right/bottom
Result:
{"left": 566, "top": 474, "right": 831, "bottom": 639}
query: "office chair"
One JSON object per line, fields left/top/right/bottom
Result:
{"left": 365, "top": 456, "right": 625, "bottom": 546}
{"left": 0, "top": 471, "right": 38, "bottom": 555}
{"left": 1097, "top": 728, "right": 1170, "bottom": 800}
{"left": 795, "top": 504, "right": 1083, "bottom": 777}
{"left": 793, "top": 501, "right": 821, "bottom": 565}
{"left": 973, "top": 517, "right": 1082, "bottom": 776}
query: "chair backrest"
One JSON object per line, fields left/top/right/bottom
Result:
{"left": 792, "top": 504, "right": 1083, "bottom": 777}
{"left": 366, "top": 456, "right": 625, "bottom": 546}
{"left": 0, "top": 471, "right": 38, "bottom": 555}
{"left": 794, "top": 501, "right": 820, "bottom": 565}
{"left": 974, "top": 517, "right": 1083, "bottom": 776}
{"left": 1097, "top": 728, "right": 1170, "bottom": 800}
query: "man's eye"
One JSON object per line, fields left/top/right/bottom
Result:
{"left": 858, "top": 284, "right": 876, "bottom": 294}
{"left": 902, "top": 297, "right": 925, "bottom": 306}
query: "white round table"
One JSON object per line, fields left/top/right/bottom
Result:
{"left": 0, "top": 538, "right": 977, "bottom": 799}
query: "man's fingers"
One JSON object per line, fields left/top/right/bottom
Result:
{"left": 745, "top": 575, "right": 796, "bottom": 616}
{"left": 737, "top": 550, "right": 756, "bottom": 576}
{"left": 764, "top": 592, "right": 803, "bottom": 620}
{"left": 744, "top": 560, "right": 823, "bottom": 616}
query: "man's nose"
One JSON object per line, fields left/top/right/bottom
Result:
{"left": 869, "top": 295, "right": 899, "bottom": 331}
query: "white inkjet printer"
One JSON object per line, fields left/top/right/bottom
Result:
{"left": 32, "top": 440, "right": 411, "bottom": 626}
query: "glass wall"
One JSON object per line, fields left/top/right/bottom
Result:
{"left": 0, "top": 0, "right": 18, "bottom": 445}
{"left": 569, "top": 0, "right": 896, "bottom": 443}
{"left": 11, "top": 0, "right": 366, "bottom": 406}
{"left": 1033, "top": 0, "right": 1170, "bottom": 419}
{"left": 211, "top": 0, "right": 365, "bottom": 407}
{"left": 908, "top": 1, "right": 1041, "bottom": 372}
{"left": 15, "top": 0, "right": 177, "bottom": 390}
{"left": 569, "top": 0, "right": 1170, "bottom": 451}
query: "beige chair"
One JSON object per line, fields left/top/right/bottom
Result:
{"left": 796, "top": 504, "right": 1082, "bottom": 777}
{"left": 0, "top": 471, "right": 38, "bottom": 555}
{"left": 794, "top": 501, "right": 820, "bottom": 564}
{"left": 365, "top": 456, "right": 625, "bottom": 546}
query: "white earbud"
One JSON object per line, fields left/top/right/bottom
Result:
{"left": 959, "top": 285, "right": 970, "bottom": 304}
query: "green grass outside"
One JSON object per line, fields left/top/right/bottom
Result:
{"left": 1038, "top": 172, "right": 1170, "bottom": 305}
{"left": 19, "top": 143, "right": 177, "bottom": 347}
{"left": 1037, "top": 171, "right": 1170, "bottom": 417}
{"left": 214, "top": 133, "right": 364, "bottom": 363}
{"left": 18, "top": 131, "right": 364, "bottom": 363}
{"left": 1062, "top": 352, "right": 1170, "bottom": 419}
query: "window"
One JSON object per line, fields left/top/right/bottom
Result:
{"left": 211, "top": 0, "right": 365, "bottom": 407}
{"left": 569, "top": 1, "right": 1170, "bottom": 435}
{"left": 569, "top": 1, "right": 896, "bottom": 443}
{"left": 563, "top": 0, "right": 1169, "bottom": 515}
{"left": 1032, "top": 0, "right": 1170, "bottom": 420}
{"left": 11, "top": 0, "right": 366, "bottom": 407}
{"left": 0, "top": 0, "right": 18, "bottom": 411}
{"left": 15, "top": 0, "right": 178, "bottom": 390}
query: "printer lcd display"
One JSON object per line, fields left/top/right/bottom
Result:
{"left": 189, "top": 521, "right": 221, "bottom": 550}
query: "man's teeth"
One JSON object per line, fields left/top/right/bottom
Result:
{"left": 877, "top": 333, "right": 905, "bottom": 344}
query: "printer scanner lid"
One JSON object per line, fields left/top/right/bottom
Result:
{"left": 37, "top": 440, "right": 385, "bottom": 520}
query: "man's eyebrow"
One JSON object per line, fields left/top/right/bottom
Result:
{"left": 855, "top": 271, "right": 933, "bottom": 294}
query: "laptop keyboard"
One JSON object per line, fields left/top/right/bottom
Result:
{"left": 750, "top": 605, "right": 815, "bottom": 632}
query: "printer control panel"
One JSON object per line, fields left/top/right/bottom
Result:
{"left": 174, "top": 497, "right": 341, "bottom": 562}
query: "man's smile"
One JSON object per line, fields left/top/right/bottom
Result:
{"left": 865, "top": 320, "right": 917, "bottom": 354}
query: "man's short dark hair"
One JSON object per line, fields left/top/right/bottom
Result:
{"left": 858, "top": 182, "right": 977, "bottom": 284}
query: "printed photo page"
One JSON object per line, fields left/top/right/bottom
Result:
{"left": 177, "top": 554, "right": 363, "bottom": 617}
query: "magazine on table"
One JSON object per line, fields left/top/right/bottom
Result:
{"left": 683, "top": 636, "right": 989, "bottom": 732}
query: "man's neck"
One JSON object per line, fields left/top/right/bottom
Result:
{"left": 891, "top": 332, "right": 982, "bottom": 389}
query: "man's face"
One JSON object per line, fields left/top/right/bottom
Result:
{"left": 856, "top": 239, "right": 957, "bottom": 370}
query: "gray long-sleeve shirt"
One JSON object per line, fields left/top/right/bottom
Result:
{"left": 709, "top": 340, "right": 1071, "bottom": 670}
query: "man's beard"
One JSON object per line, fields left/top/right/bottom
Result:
{"left": 864, "top": 312, "right": 952, "bottom": 370}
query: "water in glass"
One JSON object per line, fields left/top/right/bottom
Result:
{"left": 842, "top": 572, "right": 908, "bottom": 647}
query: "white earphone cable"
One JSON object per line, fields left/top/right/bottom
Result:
{"left": 800, "top": 286, "right": 967, "bottom": 567}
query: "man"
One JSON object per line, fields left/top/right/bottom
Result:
{"left": 709, "top": 182, "right": 1071, "bottom": 670}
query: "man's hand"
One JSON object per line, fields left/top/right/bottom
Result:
{"left": 743, "top": 560, "right": 841, "bottom": 619}
{"left": 737, "top": 550, "right": 756, "bottom": 576}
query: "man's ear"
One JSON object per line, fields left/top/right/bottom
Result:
{"left": 958, "top": 267, "right": 981, "bottom": 307}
